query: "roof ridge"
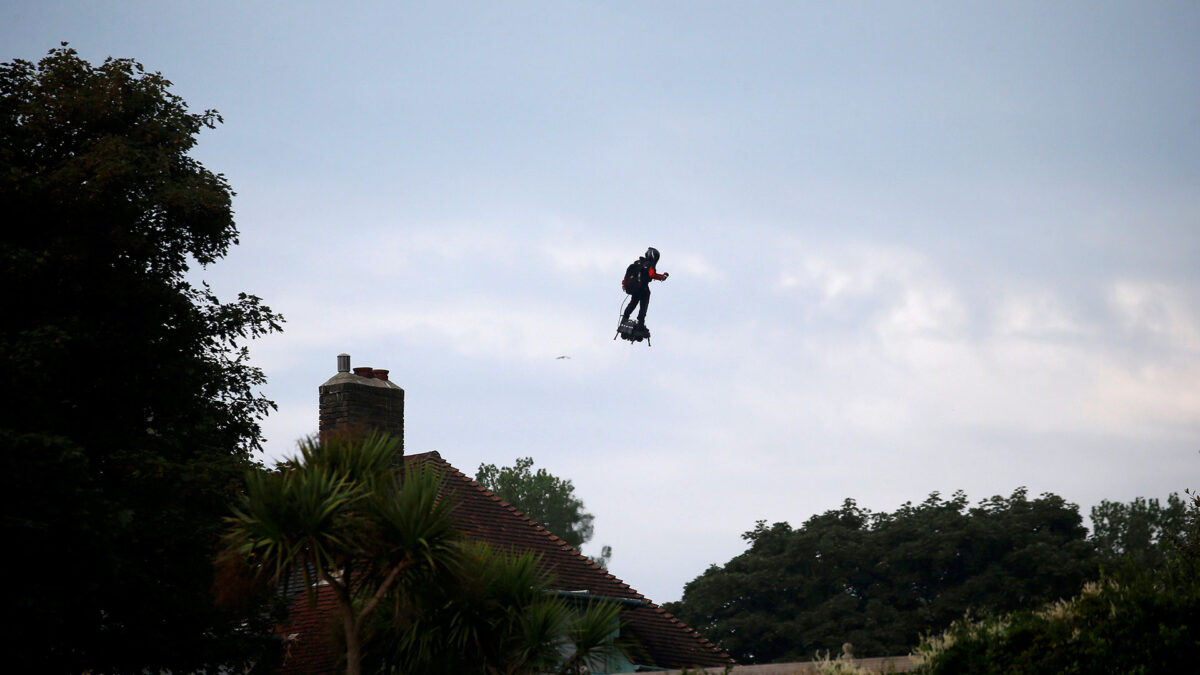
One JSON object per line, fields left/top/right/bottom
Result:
{"left": 426, "top": 454, "right": 654, "bottom": 601}
{"left": 650, "top": 602, "right": 732, "bottom": 657}
{"left": 445, "top": 460, "right": 540, "bottom": 522}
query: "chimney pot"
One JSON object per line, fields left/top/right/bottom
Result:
{"left": 353, "top": 367, "right": 375, "bottom": 379}
{"left": 373, "top": 369, "right": 389, "bottom": 381}
{"left": 337, "top": 353, "right": 351, "bottom": 373}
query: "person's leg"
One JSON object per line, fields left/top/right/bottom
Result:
{"left": 622, "top": 294, "right": 638, "bottom": 322}
{"left": 636, "top": 289, "right": 651, "bottom": 324}
{"left": 624, "top": 291, "right": 647, "bottom": 323}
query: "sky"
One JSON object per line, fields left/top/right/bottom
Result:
{"left": 4, "top": 1, "right": 1198, "bottom": 605}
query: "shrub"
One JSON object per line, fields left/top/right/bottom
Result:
{"left": 913, "top": 491, "right": 1200, "bottom": 674}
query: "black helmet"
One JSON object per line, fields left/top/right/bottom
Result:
{"left": 644, "top": 247, "right": 660, "bottom": 265}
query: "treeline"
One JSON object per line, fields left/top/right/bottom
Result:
{"left": 664, "top": 489, "right": 1199, "bottom": 666}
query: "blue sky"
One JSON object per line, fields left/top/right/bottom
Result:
{"left": 5, "top": 0, "right": 1198, "bottom": 604}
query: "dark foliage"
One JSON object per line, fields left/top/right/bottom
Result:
{"left": 1, "top": 46, "right": 283, "bottom": 673}
{"left": 665, "top": 489, "right": 1098, "bottom": 663}
{"left": 914, "top": 490, "right": 1200, "bottom": 674}
{"left": 1090, "top": 493, "right": 1189, "bottom": 572}
{"left": 360, "top": 542, "right": 633, "bottom": 675}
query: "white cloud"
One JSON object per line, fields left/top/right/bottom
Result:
{"left": 875, "top": 284, "right": 966, "bottom": 339}
{"left": 267, "top": 296, "right": 615, "bottom": 366}
{"left": 767, "top": 243, "right": 1200, "bottom": 446}
{"left": 1084, "top": 361, "right": 1200, "bottom": 432}
{"left": 994, "top": 291, "right": 1086, "bottom": 337}
{"left": 777, "top": 243, "right": 924, "bottom": 299}
{"left": 1109, "top": 280, "right": 1200, "bottom": 352}
{"left": 775, "top": 240, "right": 966, "bottom": 343}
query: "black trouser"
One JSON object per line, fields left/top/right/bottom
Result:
{"left": 623, "top": 288, "right": 650, "bottom": 323}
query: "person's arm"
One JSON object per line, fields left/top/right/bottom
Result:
{"left": 648, "top": 266, "right": 669, "bottom": 280}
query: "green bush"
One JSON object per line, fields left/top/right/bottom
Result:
{"left": 914, "top": 491, "right": 1200, "bottom": 674}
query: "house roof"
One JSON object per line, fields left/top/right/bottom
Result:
{"left": 276, "top": 585, "right": 340, "bottom": 675}
{"left": 276, "top": 450, "right": 734, "bottom": 673}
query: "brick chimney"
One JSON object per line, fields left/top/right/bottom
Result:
{"left": 318, "top": 353, "right": 404, "bottom": 454}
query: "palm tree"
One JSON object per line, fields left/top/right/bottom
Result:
{"left": 363, "top": 542, "right": 635, "bottom": 675}
{"left": 559, "top": 598, "right": 629, "bottom": 675}
{"left": 220, "top": 432, "right": 461, "bottom": 675}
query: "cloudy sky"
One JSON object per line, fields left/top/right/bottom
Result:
{"left": 5, "top": 1, "right": 1198, "bottom": 604}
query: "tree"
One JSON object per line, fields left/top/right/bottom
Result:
{"left": 476, "top": 457, "right": 601, "bottom": 555}
{"left": 912, "top": 575, "right": 1200, "bottom": 674}
{"left": 1089, "top": 493, "right": 1189, "bottom": 572}
{"left": 914, "top": 491, "right": 1200, "bottom": 674}
{"left": 665, "top": 489, "right": 1098, "bottom": 663}
{"left": 363, "top": 543, "right": 568, "bottom": 675}
{"left": 361, "top": 542, "right": 633, "bottom": 675}
{"left": 221, "top": 432, "right": 462, "bottom": 675}
{"left": 1, "top": 45, "right": 283, "bottom": 672}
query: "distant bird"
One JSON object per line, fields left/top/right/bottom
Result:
{"left": 556, "top": 355, "right": 570, "bottom": 360}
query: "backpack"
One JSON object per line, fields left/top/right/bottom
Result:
{"left": 622, "top": 260, "right": 649, "bottom": 295}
